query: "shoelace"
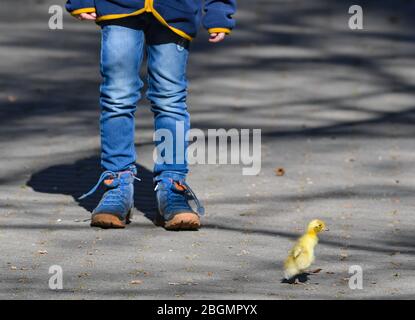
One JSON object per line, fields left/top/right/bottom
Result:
{"left": 181, "top": 180, "right": 205, "bottom": 215}
{"left": 79, "top": 170, "right": 140, "bottom": 200}
{"left": 154, "top": 180, "right": 205, "bottom": 216}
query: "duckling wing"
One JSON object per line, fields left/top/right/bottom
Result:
{"left": 294, "top": 246, "right": 313, "bottom": 270}
{"left": 292, "top": 246, "right": 303, "bottom": 258}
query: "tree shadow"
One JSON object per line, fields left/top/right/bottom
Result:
{"left": 2, "top": 0, "right": 415, "bottom": 148}
{"left": 26, "top": 155, "right": 158, "bottom": 222}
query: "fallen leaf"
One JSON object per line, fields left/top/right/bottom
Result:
{"left": 10, "top": 266, "right": 17, "bottom": 271}
{"left": 38, "top": 250, "right": 48, "bottom": 255}
{"left": 79, "top": 271, "right": 90, "bottom": 277}
{"left": 340, "top": 253, "right": 348, "bottom": 261}
{"left": 130, "top": 280, "right": 143, "bottom": 285}
{"left": 274, "top": 167, "right": 285, "bottom": 176}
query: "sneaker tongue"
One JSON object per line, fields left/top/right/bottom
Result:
{"left": 118, "top": 171, "right": 134, "bottom": 184}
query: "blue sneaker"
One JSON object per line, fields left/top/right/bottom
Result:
{"left": 79, "top": 166, "right": 139, "bottom": 229}
{"left": 154, "top": 173, "right": 204, "bottom": 230}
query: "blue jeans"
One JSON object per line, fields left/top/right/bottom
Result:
{"left": 99, "top": 16, "right": 190, "bottom": 178}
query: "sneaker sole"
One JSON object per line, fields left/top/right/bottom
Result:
{"left": 90, "top": 211, "right": 131, "bottom": 229}
{"left": 163, "top": 213, "right": 201, "bottom": 230}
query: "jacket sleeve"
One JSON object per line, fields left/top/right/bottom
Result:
{"left": 65, "top": 0, "right": 96, "bottom": 15}
{"left": 202, "top": 0, "right": 236, "bottom": 34}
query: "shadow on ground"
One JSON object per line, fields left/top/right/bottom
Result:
{"left": 2, "top": 0, "right": 415, "bottom": 143}
{"left": 26, "top": 156, "right": 157, "bottom": 221}
{"left": 281, "top": 273, "right": 310, "bottom": 284}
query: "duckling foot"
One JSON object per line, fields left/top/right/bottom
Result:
{"left": 309, "top": 268, "right": 323, "bottom": 274}
{"left": 281, "top": 273, "right": 310, "bottom": 284}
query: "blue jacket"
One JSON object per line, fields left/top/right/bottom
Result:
{"left": 66, "top": 0, "right": 236, "bottom": 41}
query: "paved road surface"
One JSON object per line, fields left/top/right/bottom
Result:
{"left": 1, "top": 0, "right": 415, "bottom": 299}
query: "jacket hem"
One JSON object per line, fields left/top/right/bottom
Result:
{"left": 95, "top": 8, "right": 146, "bottom": 23}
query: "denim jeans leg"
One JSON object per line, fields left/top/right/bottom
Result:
{"left": 100, "top": 25, "right": 145, "bottom": 172}
{"left": 146, "top": 42, "right": 190, "bottom": 178}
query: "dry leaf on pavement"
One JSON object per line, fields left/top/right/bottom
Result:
{"left": 274, "top": 167, "right": 285, "bottom": 176}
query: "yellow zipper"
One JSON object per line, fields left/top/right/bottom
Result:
{"left": 144, "top": 0, "right": 153, "bottom": 12}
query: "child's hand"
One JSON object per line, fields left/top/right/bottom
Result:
{"left": 76, "top": 12, "right": 97, "bottom": 21}
{"left": 209, "top": 32, "right": 226, "bottom": 43}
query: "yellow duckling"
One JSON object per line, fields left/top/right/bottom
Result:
{"left": 283, "top": 219, "right": 328, "bottom": 280}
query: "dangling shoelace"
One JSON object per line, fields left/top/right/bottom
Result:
{"left": 181, "top": 180, "right": 205, "bottom": 216}
{"left": 154, "top": 179, "right": 205, "bottom": 216}
{"left": 79, "top": 170, "right": 140, "bottom": 200}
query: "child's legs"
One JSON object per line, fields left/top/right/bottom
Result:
{"left": 146, "top": 42, "right": 190, "bottom": 178}
{"left": 100, "top": 25, "right": 144, "bottom": 172}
